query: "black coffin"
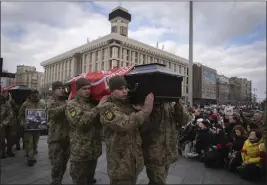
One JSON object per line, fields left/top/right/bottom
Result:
{"left": 9, "top": 85, "right": 33, "bottom": 105}
{"left": 125, "top": 63, "right": 183, "bottom": 104}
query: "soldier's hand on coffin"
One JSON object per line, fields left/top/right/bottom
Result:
{"left": 143, "top": 93, "right": 154, "bottom": 114}
{"left": 98, "top": 95, "right": 110, "bottom": 107}
{"left": 133, "top": 104, "right": 143, "bottom": 111}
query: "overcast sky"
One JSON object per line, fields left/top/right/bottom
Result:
{"left": 1, "top": 1, "right": 266, "bottom": 99}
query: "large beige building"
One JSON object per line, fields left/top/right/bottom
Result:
{"left": 216, "top": 75, "right": 230, "bottom": 104}
{"left": 40, "top": 6, "right": 189, "bottom": 98}
{"left": 240, "top": 78, "right": 252, "bottom": 102}
{"left": 15, "top": 65, "right": 44, "bottom": 91}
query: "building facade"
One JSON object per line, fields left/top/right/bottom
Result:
{"left": 193, "top": 63, "right": 217, "bottom": 104}
{"left": 240, "top": 78, "right": 252, "bottom": 103}
{"left": 229, "top": 77, "right": 241, "bottom": 104}
{"left": 0, "top": 70, "right": 13, "bottom": 88}
{"left": 41, "top": 6, "right": 189, "bottom": 98}
{"left": 15, "top": 65, "right": 44, "bottom": 91}
{"left": 216, "top": 75, "right": 230, "bottom": 104}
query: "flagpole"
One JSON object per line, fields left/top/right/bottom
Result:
{"left": 188, "top": 1, "right": 193, "bottom": 106}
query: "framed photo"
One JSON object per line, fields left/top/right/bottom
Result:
{"left": 25, "top": 109, "right": 47, "bottom": 131}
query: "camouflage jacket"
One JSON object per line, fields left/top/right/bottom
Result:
{"left": 18, "top": 100, "right": 46, "bottom": 130}
{"left": 47, "top": 98, "right": 69, "bottom": 144}
{"left": 0, "top": 101, "right": 13, "bottom": 131}
{"left": 65, "top": 97, "right": 102, "bottom": 162}
{"left": 6, "top": 99, "right": 21, "bottom": 132}
{"left": 100, "top": 97, "right": 149, "bottom": 179}
{"left": 140, "top": 102, "right": 191, "bottom": 166}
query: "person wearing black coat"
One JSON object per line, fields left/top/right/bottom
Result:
{"left": 226, "top": 125, "right": 247, "bottom": 172}
{"left": 203, "top": 124, "right": 230, "bottom": 168}
{"left": 225, "top": 114, "right": 242, "bottom": 142}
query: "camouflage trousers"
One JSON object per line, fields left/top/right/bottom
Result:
{"left": 0, "top": 129, "right": 6, "bottom": 155}
{"left": 70, "top": 160, "right": 97, "bottom": 185}
{"left": 146, "top": 165, "right": 170, "bottom": 185}
{"left": 0, "top": 126, "right": 16, "bottom": 154}
{"left": 24, "top": 131, "right": 40, "bottom": 160}
{"left": 48, "top": 141, "right": 70, "bottom": 185}
{"left": 109, "top": 175, "right": 138, "bottom": 185}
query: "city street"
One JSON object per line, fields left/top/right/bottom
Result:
{"left": 0, "top": 136, "right": 262, "bottom": 184}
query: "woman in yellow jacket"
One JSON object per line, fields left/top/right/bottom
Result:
{"left": 239, "top": 129, "right": 266, "bottom": 181}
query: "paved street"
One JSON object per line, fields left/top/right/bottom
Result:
{"left": 0, "top": 136, "right": 261, "bottom": 184}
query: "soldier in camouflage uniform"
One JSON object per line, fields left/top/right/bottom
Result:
{"left": 65, "top": 78, "right": 105, "bottom": 185}
{"left": 5, "top": 98, "right": 20, "bottom": 157}
{"left": 47, "top": 81, "right": 70, "bottom": 185}
{"left": 0, "top": 96, "right": 13, "bottom": 158}
{"left": 18, "top": 89, "right": 46, "bottom": 166}
{"left": 100, "top": 76, "right": 154, "bottom": 185}
{"left": 139, "top": 99, "right": 191, "bottom": 185}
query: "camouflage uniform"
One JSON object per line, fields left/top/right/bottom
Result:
{"left": 6, "top": 99, "right": 21, "bottom": 154}
{"left": 18, "top": 99, "right": 46, "bottom": 162}
{"left": 140, "top": 102, "right": 191, "bottom": 185}
{"left": 100, "top": 97, "right": 149, "bottom": 185}
{"left": 65, "top": 97, "right": 102, "bottom": 185}
{"left": 1, "top": 101, "right": 13, "bottom": 157}
{"left": 0, "top": 99, "right": 14, "bottom": 158}
{"left": 47, "top": 98, "right": 70, "bottom": 185}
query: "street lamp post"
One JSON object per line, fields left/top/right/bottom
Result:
{"left": 188, "top": 1, "right": 193, "bottom": 106}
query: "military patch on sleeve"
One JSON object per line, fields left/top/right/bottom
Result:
{"left": 104, "top": 110, "right": 115, "bottom": 121}
{"left": 70, "top": 110, "right": 76, "bottom": 117}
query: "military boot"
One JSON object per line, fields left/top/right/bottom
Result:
{"left": 7, "top": 148, "right": 15, "bottom": 157}
{"left": 27, "top": 159, "right": 35, "bottom": 167}
{"left": 1, "top": 152, "right": 6, "bottom": 159}
{"left": 7, "top": 152, "right": 15, "bottom": 157}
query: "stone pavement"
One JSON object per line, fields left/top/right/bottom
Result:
{"left": 0, "top": 136, "right": 261, "bottom": 184}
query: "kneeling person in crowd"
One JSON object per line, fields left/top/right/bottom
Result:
{"left": 239, "top": 129, "right": 266, "bottom": 181}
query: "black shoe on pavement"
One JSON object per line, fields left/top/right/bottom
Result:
{"left": 1, "top": 153, "right": 6, "bottom": 159}
{"left": 93, "top": 178, "right": 97, "bottom": 184}
{"left": 7, "top": 152, "right": 15, "bottom": 157}
{"left": 27, "top": 160, "right": 35, "bottom": 167}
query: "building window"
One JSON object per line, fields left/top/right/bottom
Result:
{"left": 110, "top": 48, "right": 112, "bottom": 58}
{"left": 135, "top": 52, "right": 138, "bottom": 63}
{"left": 174, "top": 64, "right": 177, "bottom": 72}
{"left": 96, "top": 51, "right": 99, "bottom": 61}
{"left": 111, "top": 26, "right": 117, "bottom": 33}
{"left": 120, "top": 26, "right": 127, "bottom": 36}
{"left": 126, "top": 49, "right": 129, "bottom": 61}
{"left": 102, "top": 50, "right": 105, "bottom": 61}
{"left": 101, "top": 62, "right": 104, "bottom": 70}
{"left": 178, "top": 65, "right": 181, "bottom": 74}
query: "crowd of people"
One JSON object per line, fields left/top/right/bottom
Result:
{"left": 0, "top": 76, "right": 266, "bottom": 185}
{"left": 179, "top": 104, "right": 266, "bottom": 181}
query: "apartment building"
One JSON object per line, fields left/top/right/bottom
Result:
{"left": 15, "top": 65, "right": 44, "bottom": 91}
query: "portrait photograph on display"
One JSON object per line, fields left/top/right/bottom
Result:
{"left": 25, "top": 109, "right": 47, "bottom": 131}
